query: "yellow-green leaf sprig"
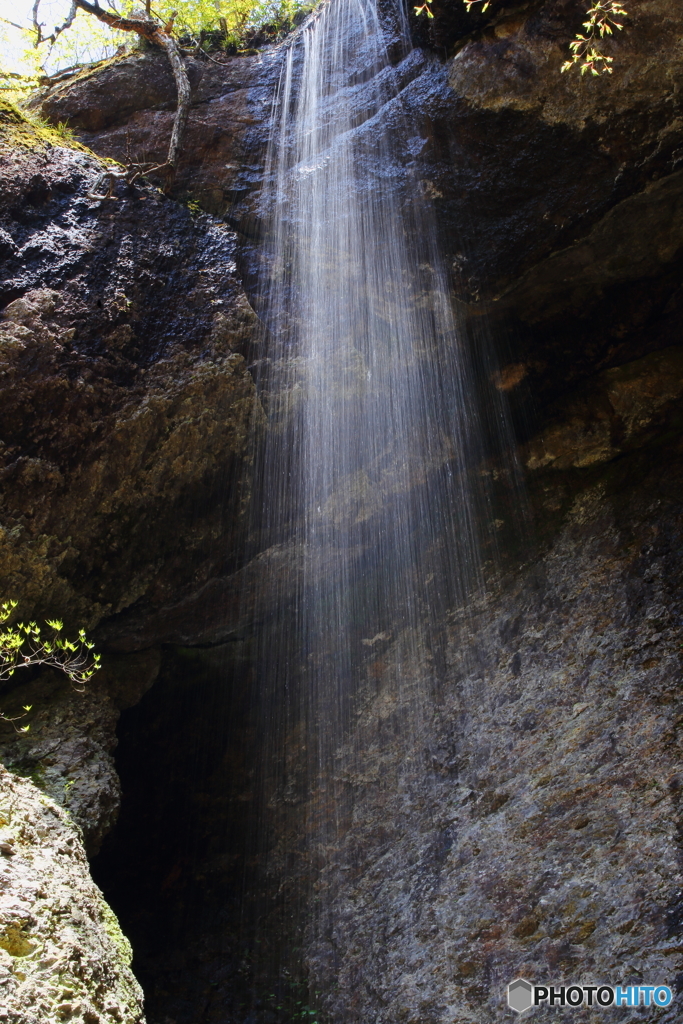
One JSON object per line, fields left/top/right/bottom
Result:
{"left": 413, "top": 0, "right": 489, "bottom": 19}
{"left": 0, "top": 600, "right": 101, "bottom": 732}
{"left": 413, "top": 0, "right": 628, "bottom": 77}
{"left": 561, "top": 0, "right": 628, "bottom": 75}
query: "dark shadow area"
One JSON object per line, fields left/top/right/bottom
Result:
{"left": 91, "top": 641, "right": 310, "bottom": 1024}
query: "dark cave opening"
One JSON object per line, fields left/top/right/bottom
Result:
{"left": 91, "top": 642, "right": 306, "bottom": 1024}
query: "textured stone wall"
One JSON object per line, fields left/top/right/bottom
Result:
{"left": 0, "top": 649, "right": 161, "bottom": 858}
{"left": 303, "top": 444, "right": 683, "bottom": 1022}
{"left": 0, "top": 107, "right": 263, "bottom": 1024}
{"left": 0, "top": 765, "right": 144, "bottom": 1024}
{"left": 0, "top": 113, "right": 261, "bottom": 633}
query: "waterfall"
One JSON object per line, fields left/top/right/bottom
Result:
{"left": 246, "top": 0, "right": 520, "bottom": 1000}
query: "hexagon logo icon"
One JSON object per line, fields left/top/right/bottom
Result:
{"left": 508, "top": 978, "right": 534, "bottom": 1014}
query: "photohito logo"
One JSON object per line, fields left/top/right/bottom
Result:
{"left": 507, "top": 979, "right": 673, "bottom": 1014}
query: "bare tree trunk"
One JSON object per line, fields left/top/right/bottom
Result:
{"left": 156, "top": 32, "right": 190, "bottom": 176}
{"left": 72, "top": 1, "right": 190, "bottom": 191}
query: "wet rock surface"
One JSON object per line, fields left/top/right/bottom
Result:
{"left": 34, "top": 0, "right": 683, "bottom": 429}
{"left": 521, "top": 345, "right": 683, "bottom": 471}
{"left": 0, "top": 125, "right": 261, "bottom": 632}
{"left": 91, "top": 439, "right": 683, "bottom": 1024}
{"left": 32, "top": 49, "right": 279, "bottom": 217}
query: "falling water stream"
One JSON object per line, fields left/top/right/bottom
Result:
{"left": 89, "top": 0, "right": 522, "bottom": 1018}
{"left": 248, "top": 0, "right": 519, "bottom": 995}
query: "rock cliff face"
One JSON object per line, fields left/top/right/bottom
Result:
{"left": 304, "top": 454, "right": 683, "bottom": 1023}
{"left": 0, "top": 106, "right": 262, "bottom": 1024}
{"left": 0, "top": 106, "right": 260, "bottom": 633}
{"left": 0, "top": 648, "right": 161, "bottom": 857}
{"left": 31, "top": 49, "right": 278, "bottom": 220}
{"left": 0, "top": 1, "right": 681, "bottom": 1022}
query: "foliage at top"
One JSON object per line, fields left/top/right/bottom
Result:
{"left": 413, "top": 0, "right": 629, "bottom": 75}
{"left": 0, "top": 599, "right": 101, "bottom": 733}
{"left": 0, "top": 0, "right": 312, "bottom": 94}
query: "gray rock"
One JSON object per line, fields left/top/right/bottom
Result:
{"left": 0, "top": 649, "right": 161, "bottom": 855}
{"left": 299, "top": 469, "right": 683, "bottom": 1023}
{"left": 0, "top": 765, "right": 144, "bottom": 1023}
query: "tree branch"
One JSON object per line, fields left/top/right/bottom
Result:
{"left": 50, "top": 1, "right": 78, "bottom": 45}
{"left": 0, "top": 15, "right": 27, "bottom": 32}
{"left": 31, "top": 0, "right": 43, "bottom": 45}
{"left": 156, "top": 30, "right": 189, "bottom": 175}
{"left": 72, "top": 0, "right": 163, "bottom": 41}
{"left": 66, "top": 0, "right": 191, "bottom": 190}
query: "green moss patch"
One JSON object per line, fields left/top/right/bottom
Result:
{"left": 0, "top": 98, "right": 90, "bottom": 153}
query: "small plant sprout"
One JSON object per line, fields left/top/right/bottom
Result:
{"left": 0, "top": 705, "right": 33, "bottom": 734}
{"left": 414, "top": 1, "right": 488, "bottom": 20}
{"left": 0, "top": 600, "right": 101, "bottom": 732}
{"left": 561, "top": 0, "right": 628, "bottom": 75}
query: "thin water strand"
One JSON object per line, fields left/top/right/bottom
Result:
{"left": 249, "top": 0, "right": 519, "bottom": 984}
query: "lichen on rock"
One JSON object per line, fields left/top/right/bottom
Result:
{"left": 0, "top": 765, "right": 144, "bottom": 1024}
